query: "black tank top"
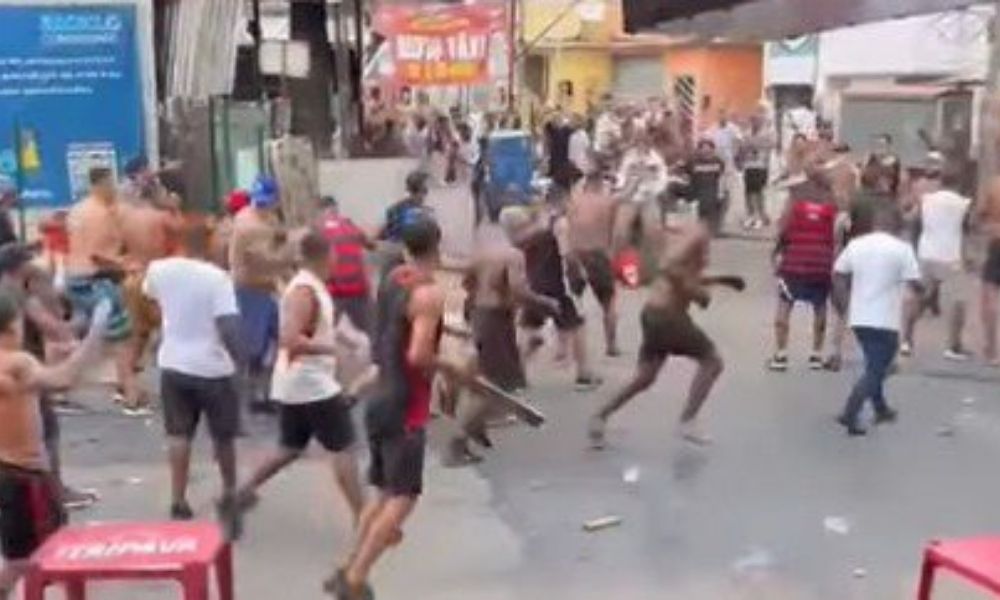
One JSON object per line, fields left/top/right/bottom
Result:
{"left": 365, "top": 265, "right": 441, "bottom": 436}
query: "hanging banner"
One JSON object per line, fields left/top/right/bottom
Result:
{"left": 375, "top": 4, "right": 507, "bottom": 87}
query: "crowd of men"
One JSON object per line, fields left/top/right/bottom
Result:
{"left": 0, "top": 90, "right": 1000, "bottom": 599}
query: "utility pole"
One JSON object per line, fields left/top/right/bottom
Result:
{"left": 979, "top": 2, "right": 1000, "bottom": 199}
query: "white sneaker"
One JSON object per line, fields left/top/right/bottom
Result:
{"left": 899, "top": 342, "right": 913, "bottom": 357}
{"left": 943, "top": 349, "right": 971, "bottom": 362}
{"left": 678, "top": 421, "right": 713, "bottom": 446}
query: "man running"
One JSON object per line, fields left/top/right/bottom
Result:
{"left": 0, "top": 293, "right": 109, "bottom": 597}
{"left": 567, "top": 169, "right": 629, "bottom": 356}
{"left": 902, "top": 171, "right": 972, "bottom": 359}
{"left": 317, "top": 196, "right": 374, "bottom": 334}
{"left": 833, "top": 205, "right": 921, "bottom": 436}
{"left": 332, "top": 218, "right": 473, "bottom": 599}
{"left": 65, "top": 167, "right": 144, "bottom": 415}
{"left": 768, "top": 161, "right": 838, "bottom": 371}
{"left": 143, "top": 223, "right": 243, "bottom": 520}
{"left": 981, "top": 175, "right": 1000, "bottom": 365}
{"left": 226, "top": 231, "right": 366, "bottom": 537}
{"left": 229, "top": 175, "right": 289, "bottom": 414}
{"left": 589, "top": 221, "right": 743, "bottom": 448}
{"left": 682, "top": 139, "right": 727, "bottom": 236}
{"left": 501, "top": 205, "right": 601, "bottom": 390}
{"left": 377, "top": 171, "right": 435, "bottom": 277}
{"left": 450, "top": 215, "right": 559, "bottom": 464}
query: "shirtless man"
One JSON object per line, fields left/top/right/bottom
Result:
{"left": 567, "top": 169, "right": 630, "bottom": 356}
{"left": 449, "top": 216, "right": 559, "bottom": 464}
{"left": 228, "top": 175, "right": 290, "bottom": 414}
{"left": 0, "top": 293, "right": 109, "bottom": 598}
{"left": 979, "top": 175, "right": 1000, "bottom": 365}
{"left": 65, "top": 167, "right": 145, "bottom": 415}
{"left": 589, "top": 221, "right": 744, "bottom": 448}
{"left": 119, "top": 176, "right": 182, "bottom": 380}
{"left": 332, "top": 218, "right": 476, "bottom": 599}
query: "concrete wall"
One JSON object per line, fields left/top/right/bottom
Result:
{"left": 816, "top": 9, "right": 990, "bottom": 83}
{"left": 318, "top": 157, "right": 474, "bottom": 259}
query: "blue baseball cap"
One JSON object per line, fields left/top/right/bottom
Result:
{"left": 249, "top": 175, "right": 279, "bottom": 208}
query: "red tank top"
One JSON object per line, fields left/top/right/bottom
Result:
{"left": 779, "top": 200, "right": 837, "bottom": 281}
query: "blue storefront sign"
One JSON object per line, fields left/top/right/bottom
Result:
{"left": 0, "top": 4, "right": 145, "bottom": 207}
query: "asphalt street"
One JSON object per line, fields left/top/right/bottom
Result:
{"left": 43, "top": 232, "right": 1000, "bottom": 600}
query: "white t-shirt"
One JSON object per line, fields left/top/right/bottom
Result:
{"left": 834, "top": 232, "right": 921, "bottom": 332}
{"left": 918, "top": 190, "right": 971, "bottom": 264}
{"left": 143, "top": 257, "right": 239, "bottom": 378}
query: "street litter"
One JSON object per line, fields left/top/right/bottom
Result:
{"left": 583, "top": 515, "right": 623, "bottom": 532}
{"left": 622, "top": 466, "right": 641, "bottom": 484}
{"left": 823, "top": 516, "right": 851, "bottom": 535}
{"left": 962, "top": 397, "right": 976, "bottom": 407}
{"left": 732, "top": 546, "right": 774, "bottom": 575}
{"left": 852, "top": 568, "right": 867, "bottom": 578}
{"left": 126, "top": 477, "right": 143, "bottom": 485}
{"left": 936, "top": 425, "right": 956, "bottom": 437}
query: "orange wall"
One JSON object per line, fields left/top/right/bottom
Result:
{"left": 665, "top": 46, "right": 763, "bottom": 126}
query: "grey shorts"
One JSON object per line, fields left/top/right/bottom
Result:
{"left": 161, "top": 370, "right": 240, "bottom": 442}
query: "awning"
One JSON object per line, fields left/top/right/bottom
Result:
{"left": 623, "top": 0, "right": 991, "bottom": 39}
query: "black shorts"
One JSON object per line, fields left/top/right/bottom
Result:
{"left": 279, "top": 396, "right": 356, "bottom": 453}
{"left": 521, "top": 294, "right": 583, "bottom": 332}
{"left": 744, "top": 168, "right": 769, "bottom": 195}
{"left": 161, "top": 370, "right": 240, "bottom": 442}
{"left": 0, "top": 463, "right": 64, "bottom": 560}
{"left": 368, "top": 428, "right": 426, "bottom": 497}
{"left": 639, "top": 306, "right": 715, "bottom": 362}
{"left": 576, "top": 250, "right": 616, "bottom": 306}
{"left": 334, "top": 294, "right": 372, "bottom": 335}
{"left": 983, "top": 240, "right": 1000, "bottom": 285}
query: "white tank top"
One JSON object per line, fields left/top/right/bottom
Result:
{"left": 271, "top": 270, "right": 341, "bottom": 404}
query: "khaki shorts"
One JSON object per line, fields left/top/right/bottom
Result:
{"left": 921, "top": 260, "right": 963, "bottom": 288}
{"left": 122, "top": 272, "right": 161, "bottom": 340}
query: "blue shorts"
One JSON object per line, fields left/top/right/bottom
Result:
{"left": 778, "top": 277, "right": 831, "bottom": 308}
{"left": 236, "top": 287, "right": 278, "bottom": 370}
{"left": 64, "top": 275, "right": 131, "bottom": 342}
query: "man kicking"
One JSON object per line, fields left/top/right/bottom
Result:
{"left": 225, "top": 231, "right": 366, "bottom": 536}
{"left": 589, "top": 221, "right": 744, "bottom": 448}
{"left": 332, "top": 218, "right": 475, "bottom": 599}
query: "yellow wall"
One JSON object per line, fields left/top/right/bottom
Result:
{"left": 523, "top": 0, "right": 621, "bottom": 43}
{"left": 547, "top": 49, "right": 613, "bottom": 113}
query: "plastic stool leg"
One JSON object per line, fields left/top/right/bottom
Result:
{"left": 21, "top": 570, "right": 44, "bottom": 600}
{"left": 215, "top": 544, "right": 234, "bottom": 600}
{"left": 917, "top": 555, "right": 936, "bottom": 600}
{"left": 65, "top": 578, "right": 86, "bottom": 600}
{"left": 181, "top": 565, "right": 209, "bottom": 600}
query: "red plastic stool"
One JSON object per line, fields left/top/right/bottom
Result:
{"left": 917, "top": 537, "right": 1000, "bottom": 599}
{"left": 23, "top": 521, "right": 233, "bottom": 600}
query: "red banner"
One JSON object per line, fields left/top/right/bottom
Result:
{"left": 375, "top": 4, "right": 507, "bottom": 86}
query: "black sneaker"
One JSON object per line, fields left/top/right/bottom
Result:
{"left": 836, "top": 415, "right": 867, "bottom": 437}
{"left": 170, "top": 502, "right": 194, "bottom": 521}
{"left": 767, "top": 354, "right": 789, "bottom": 372}
{"left": 874, "top": 408, "right": 898, "bottom": 425}
{"left": 807, "top": 354, "right": 823, "bottom": 371}
{"left": 574, "top": 375, "right": 603, "bottom": 392}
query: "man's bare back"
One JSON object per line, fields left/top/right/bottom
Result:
{"left": 469, "top": 225, "right": 521, "bottom": 310}
{"left": 648, "top": 222, "right": 711, "bottom": 313}
{"left": 979, "top": 176, "right": 1000, "bottom": 240}
{"left": 66, "top": 195, "right": 126, "bottom": 277}
{"left": 568, "top": 181, "right": 620, "bottom": 253}
{"left": 229, "top": 208, "right": 285, "bottom": 290}
{"left": 120, "top": 204, "right": 179, "bottom": 267}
